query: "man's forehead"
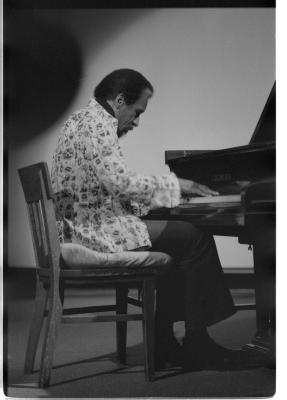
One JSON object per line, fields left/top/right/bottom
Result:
{"left": 137, "top": 88, "right": 153, "bottom": 107}
{"left": 143, "top": 87, "right": 153, "bottom": 98}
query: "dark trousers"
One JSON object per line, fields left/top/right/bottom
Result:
{"left": 145, "top": 220, "right": 236, "bottom": 329}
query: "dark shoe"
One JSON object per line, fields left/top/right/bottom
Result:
{"left": 181, "top": 338, "right": 209, "bottom": 371}
{"left": 155, "top": 335, "right": 183, "bottom": 371}
{"left": 200, "top": 335, "right": 239, "bottom": 360}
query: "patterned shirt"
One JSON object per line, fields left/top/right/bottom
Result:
{"left": 51, "top": 98, "right": 181, "bottom": 253}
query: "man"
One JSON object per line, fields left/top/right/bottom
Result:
{"left": 51, "top": 69, "right": 241, "bottom": 370}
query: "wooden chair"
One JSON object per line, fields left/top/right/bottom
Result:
{"left": 18, "top": 162, "right": 172, "bottom": 388}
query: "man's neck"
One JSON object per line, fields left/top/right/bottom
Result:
{"left": 106, "top": 99, "right": 118, "bottom": 117}
{"left": 95, "top": 97, "right": 116, "bottom": 118}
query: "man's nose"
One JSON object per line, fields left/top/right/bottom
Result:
{"left": 133, "top": 117, "right": 139, "bottom": 127}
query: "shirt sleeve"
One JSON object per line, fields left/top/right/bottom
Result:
{"left": 88, "top": 120, "right": 181, "bottom": 209}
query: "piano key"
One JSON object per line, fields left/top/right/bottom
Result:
{"left": 180, "top": 194, "right": 241, "bottom": 205}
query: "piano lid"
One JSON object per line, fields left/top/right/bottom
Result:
{"left": 249, "top": 82, "right": 276, "bottom": 145}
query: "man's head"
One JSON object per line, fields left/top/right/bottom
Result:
{"left": 94, "top": 69, "right": 153, "bottom": 137}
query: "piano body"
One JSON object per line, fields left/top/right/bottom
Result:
{"left": 147, "top": 83, "right": 276, "bottom": 360}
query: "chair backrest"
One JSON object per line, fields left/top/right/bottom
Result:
{"left": 18, "top": 162, "right": 61, "bottom": 275}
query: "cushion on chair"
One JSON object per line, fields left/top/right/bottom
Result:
{"left": 60, "top": 243, "right": 172, "bottom": 272}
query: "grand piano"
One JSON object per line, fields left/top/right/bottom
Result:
{"left": 147, "top": 83, "right": 276, "bottom": 361}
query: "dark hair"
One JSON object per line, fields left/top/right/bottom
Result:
{"left": 94, "top": 69, "right": 153, "bottom": 105}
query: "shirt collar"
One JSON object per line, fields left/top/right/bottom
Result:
{"left": 87, "top": 97, "right": 119, "bottom": 133}
{"left": 95, "top": 97, "right": 116, "bottom": 118}
{"left": 88, "top": 97, "right": 117, "bottom": 118}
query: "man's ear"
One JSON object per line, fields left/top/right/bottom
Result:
{"left": 115, "top": 93, "right": 126, "bottom": 109}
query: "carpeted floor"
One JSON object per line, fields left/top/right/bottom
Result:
{"left": 4, "top": 282, "right": 275, "bottom": 398}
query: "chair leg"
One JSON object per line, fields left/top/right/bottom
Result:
{"left": 38, "top": 289, "right": 63, "bottom": 388}
{"left": 116, "top": 283, "right": 128, "bottom": 364}
{"left": 142, "top": 277, "right": 156, "bottom": 382}
{"left": 24, "top": 277, "right": 49, "bottom": 374}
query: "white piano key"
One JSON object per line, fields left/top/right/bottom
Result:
{"left": 181, "top": 194, "right": 241, "bottom": 205}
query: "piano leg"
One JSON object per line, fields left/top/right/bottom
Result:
{"left": 242, "top": 225, "right": 275, "bottom": 364}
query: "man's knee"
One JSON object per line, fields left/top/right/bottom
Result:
{"left": 171, "top": 221, "right": 205, "bottom": 250}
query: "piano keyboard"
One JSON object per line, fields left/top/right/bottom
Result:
{"left": 179, "top": 194, "right": 241, "bottom": 207}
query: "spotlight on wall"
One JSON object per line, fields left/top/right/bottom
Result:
{"left": 5, "top": 12, "right": 83, "bottom": 148}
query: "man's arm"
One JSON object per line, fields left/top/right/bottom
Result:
{"left": 88, "top": 121, "right": 180, "bottom": 209}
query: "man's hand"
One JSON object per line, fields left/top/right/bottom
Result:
{"left": 178, "top": 178, "right": 219, "bottom": 197}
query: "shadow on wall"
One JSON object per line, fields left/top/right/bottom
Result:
{"left": 5, "top": 11, "right": 83, "bottom": 148}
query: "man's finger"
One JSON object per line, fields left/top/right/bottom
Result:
{"left": 201, "top": 186, "right": 219, "bottom": 196}
{"left": 197, "top": 189, "right": 212, "bottom": 197}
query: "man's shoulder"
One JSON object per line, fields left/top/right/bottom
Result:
{"left": 67, "top": 105, "right": 97, "bottom": 125}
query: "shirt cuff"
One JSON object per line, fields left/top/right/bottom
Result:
{"left": 150, "top": 173, "right": 181, "bottom": 209}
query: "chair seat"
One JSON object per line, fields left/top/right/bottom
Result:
{"left": 48, "top": 243, "right": 172, "bottom": 278}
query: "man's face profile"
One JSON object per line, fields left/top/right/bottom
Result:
{"left": 116, "top": 88, "right": 153, "bottom": 137}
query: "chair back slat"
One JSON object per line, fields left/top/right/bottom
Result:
{"left": 27, "top": 202, "right": 49, "bottom": 268}
{"left": 18, "top": 162, "right": 61, "bottom": 273}
{"left": 31, "top": 203, "right": 42, "bottom": 249}
{"left": 36, "top": 201, "right": 49, "bottom": 257}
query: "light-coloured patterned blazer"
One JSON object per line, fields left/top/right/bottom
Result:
{"left": 51, "top": 99, "right": 180, "bottom": 253}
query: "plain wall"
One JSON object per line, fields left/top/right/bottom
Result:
{"left": 8, "top": 8, "right": 275, "bottom": 267}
